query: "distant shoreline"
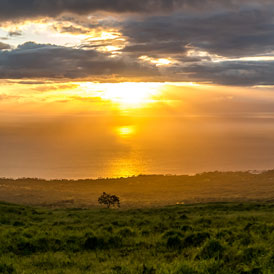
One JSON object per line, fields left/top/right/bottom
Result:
{"left": 0, "top": 169, "right": 269, "bottom": 181}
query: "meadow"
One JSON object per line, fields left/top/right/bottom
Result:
{"left": 0, "top": 201, "right": 274, "bottom": 273}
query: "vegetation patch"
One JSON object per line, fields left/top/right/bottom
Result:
{"left": 0, "top": 202, "right": 273, "bottom": 273}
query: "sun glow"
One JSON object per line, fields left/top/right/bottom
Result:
{"left": 97, "top": 82, "right": 163, "bottom": 108}
{"left": 117, "top": 126, "right": 135, "bottom": 137}
{"left": 139, "top": 56, "right": 175, "bottom": 66}
{"left": 34, "top": 82, "right": 164, "bottom": 110}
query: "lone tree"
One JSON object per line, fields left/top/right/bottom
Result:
{"left": 98, "top": 192, "right": 120, "bottom": 208}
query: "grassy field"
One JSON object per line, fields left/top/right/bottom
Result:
{"left": 0, "top": 202, "right": 274, "bottom": 273}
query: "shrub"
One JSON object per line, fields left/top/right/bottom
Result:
{"left": 197, "top": 218, "right": 212, "bottom": 226}
{"left": 181, "top": 225, "right": 193, "bottom": 232}
{"left": 242, "top": 247, "right": 265, "bottom": 262}
{"left": 84, "top": 236, "right": 105, "bottom": 250}
{"left": 167, "top": 236, "right": 182, "bottom": 249}
{"left": 142, "top": 230, "right": 150, "bottom": 236}
{"left": 142, "top": 264, "right": 156, "bottom": 274}
{"left": 0, "top": 263, "right": 14, "bottom": 274}
{"left": 65, "top": 236, "right": 83, "bottom": 252}
{"left": 98, "top": 192, "right": 120, "bottom": 208}
{"left": 35, "top": 237, "right": 50, "bottom": 252}
{"left": 103, "top": 225, "right": 113, "bottom": 233}
{"left": 162, "top": 230, "right": 183, "bottom": 240}
{"left": 197, "top": 240, "right": 225, "bottom": 259}
{"left": 15, "top": 239, "right": 36, "bottom": 255}
{"left": 118, "top": 227, "right": 136, "bottom": 237}
{"left": 183, "top": 232, "right": 210, "bottom": 248}
{"left": 112, "top": 265, "right": 128, "bottom": 274}
{"left": 13, "top": 221, "right": 24, "bottom": 227}
{"left": 180, "top": 214, "right": 188, "bottom": 220}
{"left": 176, "top": 264, "right": 198, "bottom": 274}
{"left": 107, "top": 236, "right": 122, "bottom": 248}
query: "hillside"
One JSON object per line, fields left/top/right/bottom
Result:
{"left": 1, "top": 171, "right": 274, "bottom": 207}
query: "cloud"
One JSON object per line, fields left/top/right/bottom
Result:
{"left": 1, "top": 2, "right": 274, "bottom": 87}
{"left": 1, "top": 42, "right": 274, "bottom": 86}
{"left": 0, "top": 0, "right": 273, "bottom": 21}
{"left": 0, "top": 42, "right": 11, "bottom": 50}
{"left": 54, "top": 25, "right": 90, "bottom": 35}
{"left": 121, "top": 8, "right": 274, "bottom": 58}
{"left": 122, "top": 42, "right": 188, "bottom": 57}
{"left": 180, "top": 60, "right": 274, "bottom": 86}
{"left": 0, "top": 42, "right": 158, "bottom": 80}
{"left": 8, "top": 30, "right": 22, "bottom": 36}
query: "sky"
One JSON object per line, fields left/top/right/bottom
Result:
{"left": 1, "top": 0, "right": 274, "bottom": 178}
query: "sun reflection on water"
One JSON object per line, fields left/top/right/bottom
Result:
{"left": 104, "top": 150, "right": 146, "bottom": 178}
{"left": 117, "top": 126, "right": 135, "bottom": 137}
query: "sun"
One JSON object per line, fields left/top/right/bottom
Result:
{"left": 99, "top": 82, "right": 162, "bottom": 108}
{"left": 117, "top": 126, "right": 135, "bottom": 137}
{"left": 76, "top": 82, "right": 164, "bottom": 110}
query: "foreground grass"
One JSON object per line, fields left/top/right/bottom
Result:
{"left": 0, "top": 202, "right": 274, "bottom": 273}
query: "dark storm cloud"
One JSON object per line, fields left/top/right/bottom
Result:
{"left": 8, "top": 30, "right": 22, "bottom": 37}
{"left": 0, "top": 0, "right": 201, "bottom": 20}
{"left": 122, "top": 42, "right": 188, "bottom": 57}
{"left": 0, "top": 0, "right": 273, "bottom": 21}
{"left": 1, "top": 1, "right": 274, "bottom": 86}
{"left": 55, "top": 25, "right": 90, "bottom": 35}
{"left": 121, "top": 8, "right": 274, "bottom": 58}
{"left": 0, "top": 42, "right": 11, "bottom": 50}
{"left": 180, "top": 61, "right": 274, "bottom": 86}
{"left": 1, "top": 42, "right": 274, "bottom": 86}
{"left": 0, "top": 42, "right": 158, "bottom": 79}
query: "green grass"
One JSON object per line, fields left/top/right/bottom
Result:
{"left": 0, "top": 202, "right": 274, "bottom": 273}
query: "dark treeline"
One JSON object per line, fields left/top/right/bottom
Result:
{"left": 1, "top": 170, "right": 274, "bottom": 184}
